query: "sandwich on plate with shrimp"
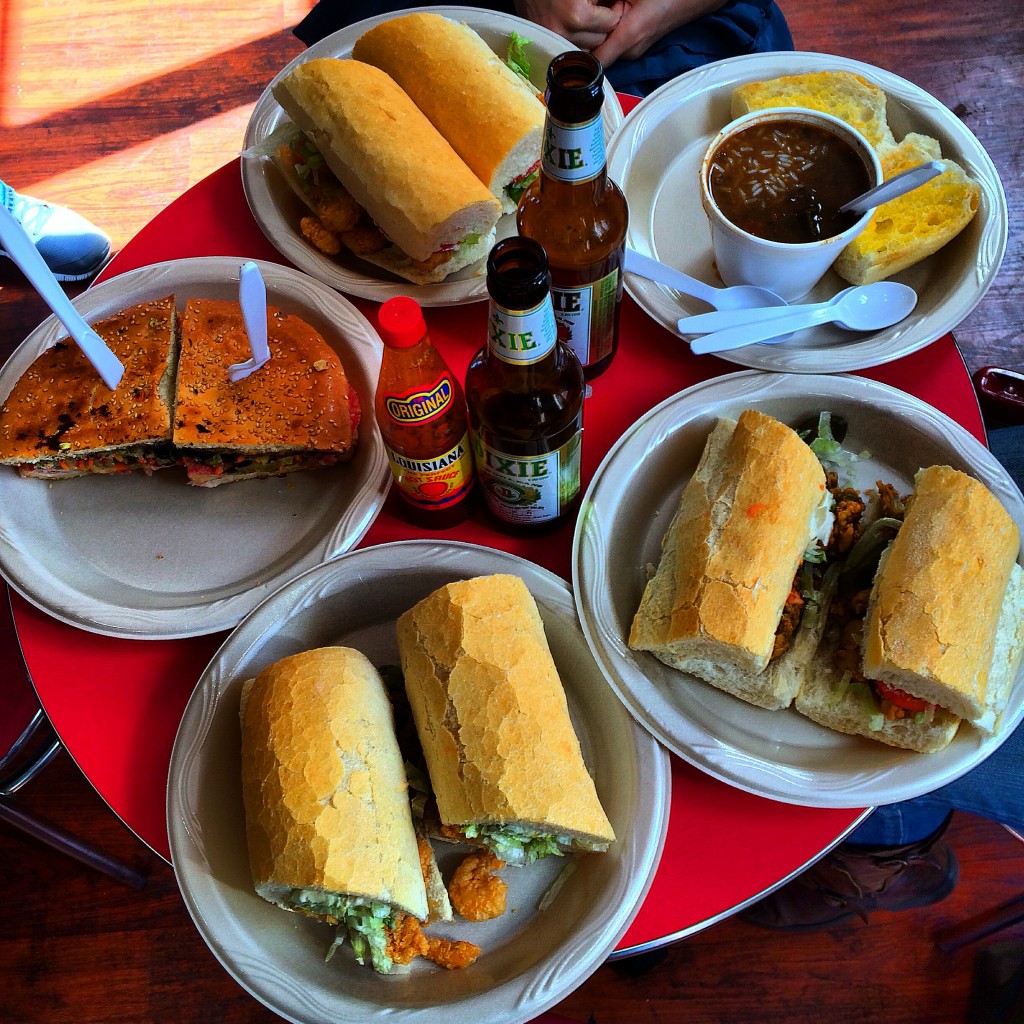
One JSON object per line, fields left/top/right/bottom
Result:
{"left": 795, "top": 464, "right": 1024, "bottom": 752}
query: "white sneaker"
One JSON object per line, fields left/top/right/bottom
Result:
{"left": 0, "top": 180, "right": 112, "bottom": 282}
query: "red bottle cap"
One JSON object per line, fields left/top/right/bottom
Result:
{"left": 377, "top": 296, "right": 427, "bottom": 349}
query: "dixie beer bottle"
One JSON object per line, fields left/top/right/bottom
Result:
{"left": 375, "top": 296, "right": 474, "bottom": 528}
{"left": 465, "top": 237, "right": 585, "bottom": 531}
{"left": 516, "top": 50, "right": 628, "bottom": 380}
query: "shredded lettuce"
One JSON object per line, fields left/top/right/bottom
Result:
{"left": 287, "top": 890, "right": 395, "bottom": 973}
{"left": 462, "top": 822, "right": 607, "bottom": 865}
{"left": 505, "top": 169, "right": 539, "bottom": 205}
{"left": 799, "top": 411, "right": 870, "bottom": 484}
{"left": 507, "top": 31, "right": 532, "bottom": 82}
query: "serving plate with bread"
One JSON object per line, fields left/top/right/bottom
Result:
{"left": 609, "top": 51, "right": 1007, "bottom": 372}
{"left": 242, "top": 6, "right": 624, "bottom": 306}
{"left": 168, "top": 540, "right": 668, "bottom": 1023}
{"left": 572, "top": 370, "right": 1024, "bottom": 807}
{"left": 0, "top": 257, "right": 390, "bottom": 639}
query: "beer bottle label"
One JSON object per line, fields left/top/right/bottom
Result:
{"left": 542, "top": 114, "right": 606, "bottom": 184}
{"left": 487, "top": 297, "right": 557, "bottom": 366}
{"left": 471, "top": 429, "right": 583, "bottom": 524}
{"left": 385, "top": 434, "right": 474, "bottom": 511}
{"left": 551, "top": 268, "right": 619, "bottom": 366}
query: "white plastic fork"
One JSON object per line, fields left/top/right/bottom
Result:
{"left": 0, "top": 204, "right": 124, "bottom": 390}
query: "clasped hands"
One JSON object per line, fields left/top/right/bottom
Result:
{"left": 513, "top": 0, "right": 724, "bottom": 67}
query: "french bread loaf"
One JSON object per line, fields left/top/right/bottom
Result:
{"left": 861, "top": 465, "right": 1023, "bottom": 730}
{"left": 353, "top": 13, "right": 545, "bottom": 213}
{"left": 395, "top": 574, "right": 615, "bottom": 849}
{"left": 272, "top": 58, "right": 501, "bottom": 267}
{"left": 628, "top": 409, "right": 828, "bottom": 709}
{"left": 239, "top": 647, "right": 428, "bottom": 922}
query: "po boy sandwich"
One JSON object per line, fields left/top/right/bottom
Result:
{"left": 271, "top": 58, "right": 502, "bottom": 285}
{"left": 0, "top": 296, "right": 178, "bottom": 479}
{"left": 352, "top": 13, "right": 545, "bottom": 212}
{"left": 795, "top": 465, "right": 1024, "bottom": 752}
{"left": 240, "top": 647, "right": 476, "bottom": 974}
{"left": 396, "top": 574, "right": 616, "bottom": 865}
{"left": 172, "top": 298, "right": 358, "bottom": 486}
{"left": 628, "top": 409, "right": 851, "bottom": 711}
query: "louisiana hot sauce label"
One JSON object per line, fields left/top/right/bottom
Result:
{"left": 382, "top": 375, "right": 473, "bottom": 510}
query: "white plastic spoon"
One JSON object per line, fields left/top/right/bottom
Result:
{"left": 0, "top": 204, "right": 124, "bottom": 390}
{"left": 228, "top": 261, "right": 270, "bottom": 382}
{"left": 838, "top": 160, "right": 945, "bottom": 214}
{"left": 678, "top": 281, "right": 916, "bottom": 335}
{"left": 624, "top": 248, "right": 788, "bottom": 311}
{"left": 689, "top": 283, "right": 918, "bottom": 356}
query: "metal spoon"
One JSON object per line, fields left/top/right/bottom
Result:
{"left": 838, "top": 160, "right": 945, "bottom": 215}
{"left": 688, "top": 283, "right": 918, "bottom": 355}
{"left": 623, "top": 247, "right": 788, "bottom": 311}
{"left": 0, "top": 204, "right": 124, "bottom": 390}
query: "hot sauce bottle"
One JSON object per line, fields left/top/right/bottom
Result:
{"left": 375, "top": 296, "right": 474, "bottom": 528}
{"left": 465, "top": 237, "right": 585, "bottom": 532}
{"left": 516, "top": 50, "right": 628, "bottom": 380}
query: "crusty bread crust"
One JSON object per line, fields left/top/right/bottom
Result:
{"left": 240, "top": 647, "right": 428, "bottom": 921}
{"left": 173, "top": 298, "right": 355, "bottom": 453}
{"left": 353, "top": 13, "right": 544, "bottom": 212}
{"left": 628, "top": 410, "right": 827, "bottom": 698}
{"left": 0, "top": 296, "right": 177, "bottom": 464}
{"left": 396, "top": 574, "right": 615, "bottom": 844}
{"left": 862, "top": 465, "right": 1021, "bottom": 724}
{"left": 272, "top": 58, "right": 501, "bottom": 263}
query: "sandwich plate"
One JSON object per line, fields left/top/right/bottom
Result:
{"left": 168, "top": 540, "right": 669, "bottom": 1024}
{"left": 573, "top": 370, "right": 1024, "bottom": 807}
{"left": 608, "top": 51, "right": 1007, "bottom": 373}
{"left": 0, "top": 257, "right": 391, "bottom": 640}
{"left": 242, "top": 5, "right": 624, "bottom": 307}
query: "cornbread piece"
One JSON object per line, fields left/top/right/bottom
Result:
{"left": 629, "top": 409, "right": 830, "bottom": 710}
{"left": 731, "top": 71, "right": 897, "bottom": 153}
{"left": 0, "top": 295, "right": 178, "bottom": 479}
{"left": 396, "top": 574, "right": 615, "bottom": 866}
{"left": 173, "top": 298, "right": 358, "bottom": 486}
{"left": 834, "top": 134, "right": 981, "bottom": 284}
{"left": 239, "top": 647, "right": 428, "bottom": 974}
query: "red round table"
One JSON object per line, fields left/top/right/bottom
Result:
{"left": 8, "top": 155, "right": 985, "bottom": 963}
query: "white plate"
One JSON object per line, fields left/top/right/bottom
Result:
{"left": 242, "top": 5, "right": 624, "bottom": 307}
{"left": 0, "top": 257, "right": 390, "bottom": 640}
{"left": 608, "top": 51, "right": 1008, "bottom": 373}
{"left": 168, "top": 540, "right": 669, "bottom": 1024}
{"left": 572, "top": 371, "right": 1024, "bottom": 807}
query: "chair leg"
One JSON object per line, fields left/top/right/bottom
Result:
{"left": 0, "top": 798, "right": 148, "bottom": 890}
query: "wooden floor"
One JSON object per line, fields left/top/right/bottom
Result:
{"left": 1, "top": 1, "right": 1022, "bottom": 1022}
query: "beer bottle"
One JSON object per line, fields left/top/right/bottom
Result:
{"left": 516, "top": 50, "right": 628, "bottom": 380}
{"left": 465, "top": 237, "right": 585, "bottom": 531}
{"left": 375, "top": 296, "right": 474, "bottom": 528}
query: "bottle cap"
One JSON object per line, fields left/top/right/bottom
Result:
{"left": 377, "top": 296, "right": 427, "bottom": 348}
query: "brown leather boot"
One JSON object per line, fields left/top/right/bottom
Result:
{"left": 741, "top": 812, "right": 958, "bottom": 931}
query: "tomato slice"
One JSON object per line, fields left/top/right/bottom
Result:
{"left": 874, "top": 679, "right": 932, "bottom": 712}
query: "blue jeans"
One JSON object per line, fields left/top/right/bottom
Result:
{"left": 851, "top": 424, "right": 1024, "bottom": 846}
{"left": 294, "top": 0, "right": 794, "bottom": 97}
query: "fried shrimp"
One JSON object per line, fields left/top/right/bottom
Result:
{"left": 299, "top": 216, "right": 341, "bottom": 255}
{"left": 423, "top": 935, "right": 482, "bottom": 970}
{"left": 316, "top": 193, "right": 361, "bottom": 234}
{"left": 385, "top": 913, "right": 429, "bottom": 966}
{"left": 448, "top": 851, "right": 508, "bottom": 922}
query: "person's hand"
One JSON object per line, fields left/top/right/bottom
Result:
{"left": 513, "top": 0, "right": 627, "bottom": 52}
{"left": 592, "top": 0, "right": 727, "bottom": 66}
